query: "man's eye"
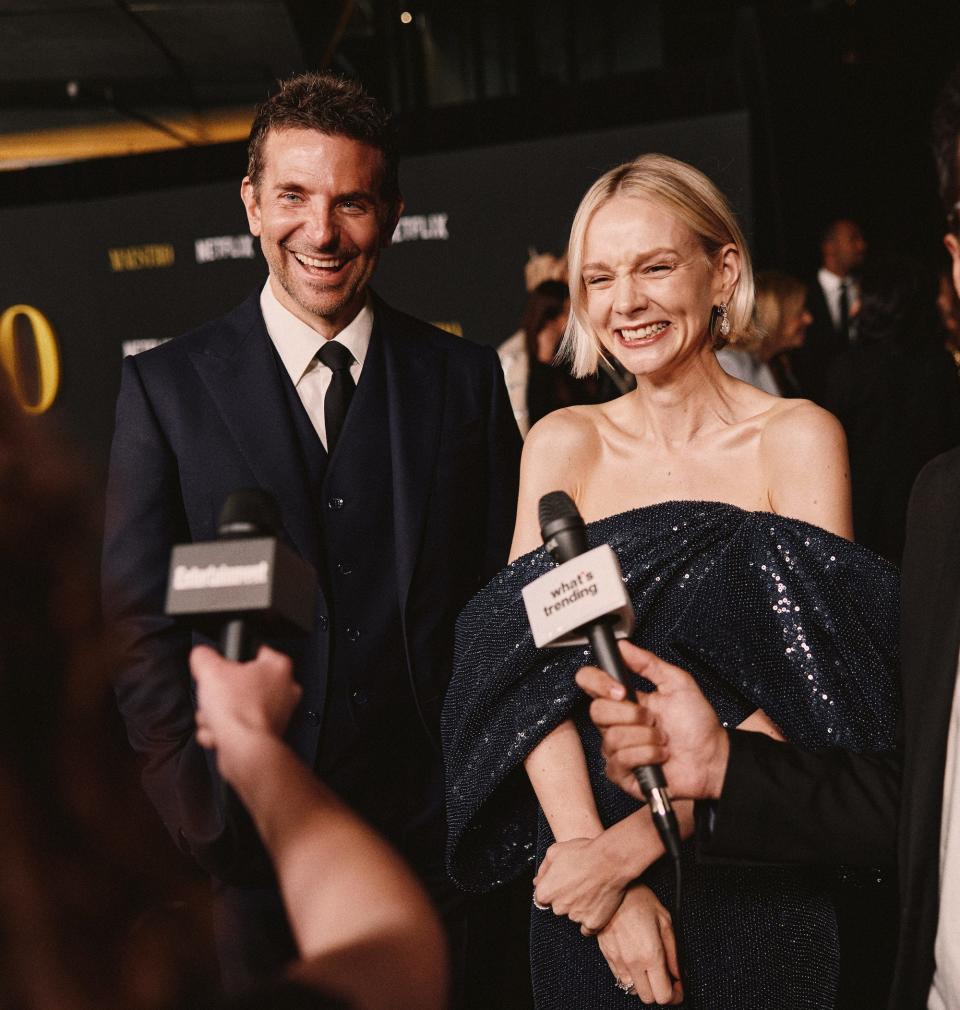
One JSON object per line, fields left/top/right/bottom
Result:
{"left": 280, "top": 193, "right": 303, "bottom": 203}
{"left": 585, "top": 275, "right": 611, "bottom": 286}
{"left": 647, "top": 263, "right": 672, "bottom": 273}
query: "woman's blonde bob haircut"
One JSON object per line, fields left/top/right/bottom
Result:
{"left": 560, "top": 153, "right": 758, "bottom": 378}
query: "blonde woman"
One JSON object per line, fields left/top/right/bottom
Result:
{"left": 444, "top": 155, "right": 898, "bottom": 1008}
{"left": 717, "top": 270, "right": 813, "bottom": 396}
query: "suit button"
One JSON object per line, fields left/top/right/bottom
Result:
{"left": 318, "top": 615, "right": 328, "bottom": 631}
{"left": 328, "top": 497, "right": 344, "bottom": 510}
{"left": 351, "top": 689, "right": 369, "bottom": 706}
{"left": 336, "top": 561, "right": 352, "bottom": 575}
{"left": 346, "top": 626, "right": 360, "bottom": 642}
{"left": 306, "top": 708, "right": 321, "bottom": 725}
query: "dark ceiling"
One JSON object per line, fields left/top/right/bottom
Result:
{"left": 0, "top": 0, "right": 347, "bottom": 133}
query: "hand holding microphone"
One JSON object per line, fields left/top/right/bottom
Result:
{"left": 165, "top": 488, "right": 316, "bottom": 822}
{"left": 576, "top": 644, "right": 731, "bottom": 803}
{"left": 192, "top": 644, "right": 302, "bottom": 779}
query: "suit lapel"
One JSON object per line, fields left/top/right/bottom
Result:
{"left": 188, "top": 295, "right": 320, "bottom": 563}
{"left": 377, "top": 301, "right": 446, "bottom": 613}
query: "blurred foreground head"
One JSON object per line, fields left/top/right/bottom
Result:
{"left": 0, "top": 374, "right": 207, "bottom": 1010}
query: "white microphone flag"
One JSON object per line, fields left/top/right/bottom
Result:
{"left": 522, "top": 544, "right": 634, "bottom": 648}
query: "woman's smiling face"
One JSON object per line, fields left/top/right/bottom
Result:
{"left": 581, "top": 194, "right": 731, "bottom": 377}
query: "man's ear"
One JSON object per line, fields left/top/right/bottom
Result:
{"left": 381, "top": 197, "right": 405, "bottom": 248}
{"left": 240, "top": 176, "right": 262, "bottom": 237}
{"left": 945, "top": 232, "right": 960, "bottom": 300}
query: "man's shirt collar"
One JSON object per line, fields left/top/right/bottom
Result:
{"left": 260, "top": 279, "right": 373, "bottom": 387}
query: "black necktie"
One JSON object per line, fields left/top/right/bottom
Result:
{"left": 838, "top": 280, "right": 850, "bottom": 343}
{"left": 317, "top": 341, "right": 356, "bottom": 455}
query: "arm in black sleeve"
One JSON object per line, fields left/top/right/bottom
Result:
{"left": 102, "top": 356, "right": 238, "bottom": 876}
{"left": 481, "top": 345, "right": 522, "bottom": 581}
{"left": 698, "top": 728, "right": 900, "bottom": 868}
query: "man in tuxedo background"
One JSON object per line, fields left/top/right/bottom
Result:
{"left": 102, "top": 71, "right": 521, "bottom": 991}
{"left": 792, "top": 216, "right": 867, "bottom": 401}
{"left": 578, "top": 67, "right": 960, "bottom": 1010}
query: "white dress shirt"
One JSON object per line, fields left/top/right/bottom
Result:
{"left": 929, "top": 656, "right": 960, "bottom": 1009}
{"left": 260, "top": 280, "right": 373, "bottom": 450}
{"left": 817, "top": 267, "right": 859, "bottom": 333}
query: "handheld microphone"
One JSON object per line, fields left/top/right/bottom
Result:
{"left": 165, "top": 489, "right": 316, "bottom": 661}
{"left": 538, "top": 490, "right": 682, "bottom": 861}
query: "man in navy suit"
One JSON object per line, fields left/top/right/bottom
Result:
{"left": 791, "top": 217, "right": 867, "bottom": 402}
{"left": 102, "top": 72, "right": 521, "bottom": 990}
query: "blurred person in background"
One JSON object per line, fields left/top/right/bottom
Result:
{"left": 824, "top": 254, "right": 960, "bottom": 564}
{"left": 498, "top": 280, "right": 602, "bottom": 436}
{"left": 793, "top": 218, "right": 868, "bottom": 401}
{"left": 0, "top": 370, "right": 446, "bottom": 1010}
{"left": 523, "top": 249, "right": 567, "bottom": 292}
{"left": 717, "top": 269, "right": 811, "bottom": 396}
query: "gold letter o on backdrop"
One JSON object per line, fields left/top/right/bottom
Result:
{"left": 0, "top": 305, "right": 61, "bottom": 414}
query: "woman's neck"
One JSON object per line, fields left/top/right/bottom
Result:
{"left": 619, "top": 350, "right": 739, "bottom": 447}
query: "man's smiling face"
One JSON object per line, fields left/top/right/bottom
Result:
{"left": 241, "top": 128, "right": 401, "bottom": 336}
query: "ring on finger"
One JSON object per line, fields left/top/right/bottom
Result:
{"left": 614, "top": 978, "right": 636, "bottom": 994}
{"left": 532, "top": 889, "right": 550, "bottom": 912}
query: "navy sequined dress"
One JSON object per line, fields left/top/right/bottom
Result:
{"left": 443, "top": 501, "right": 899, "bottom": 1010}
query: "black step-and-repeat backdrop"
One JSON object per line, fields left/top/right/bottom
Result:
{"left": 0, "top": 110, "right": 749, "bottom": 479}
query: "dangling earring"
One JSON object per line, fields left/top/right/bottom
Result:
{"left": 711, "top": 302, "right": 731, "bottom": 340}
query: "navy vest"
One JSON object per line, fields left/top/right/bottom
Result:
{"left": 276, "top": 331, "right": 434, "bottom": 842}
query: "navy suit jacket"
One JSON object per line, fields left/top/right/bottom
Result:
{"left": 102, "top": 290, "right": 521, "bottom": 881}
{"left": 701, "top": 446, "right": 960, "bottom": 1008}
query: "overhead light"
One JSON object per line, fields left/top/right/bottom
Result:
{"left": 400, "top": 10, "right": 413, "bottom": 24}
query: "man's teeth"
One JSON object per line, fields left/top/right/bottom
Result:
{"left": 293, "top": 252, "right": 344, "bottom": 269}
{"left": 620, "top": 321, "right": 669, "bottom": 340}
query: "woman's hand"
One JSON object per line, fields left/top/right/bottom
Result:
{"left": 596, "top": 885, "right": 682, "bottom": 1005}
{"left": 533, "top": 835, "right": 633, "bottom": 934}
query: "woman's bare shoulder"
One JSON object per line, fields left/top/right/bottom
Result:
{"left": 523, "top": 405, "right": 605, "bottom": 463}
{"left": 511, "top": 407, "right": 607, "bottom": 559}
{"left": 759, "top": 399, "right": 852, "bottom": 537}
{"left": 759, "top": 398, "right": 847, "bottom": 458}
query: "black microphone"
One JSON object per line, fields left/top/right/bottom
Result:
{"left": 538, "top": 490, "right": 682, "bottom": 861}
{"left": 165, "top": 489, "right": 316, "bottom": 661}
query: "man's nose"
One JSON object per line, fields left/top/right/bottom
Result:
{"left": 303, "top": 205, "right": 338, "bottom": 249}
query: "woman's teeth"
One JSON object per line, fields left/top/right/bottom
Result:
{"left": 619, "top": 321, "right": 669, "bottom": 341}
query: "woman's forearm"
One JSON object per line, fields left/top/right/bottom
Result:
{"left": 524, "top": 719, "right": 604, "bottom": 839}
{"left": 592, "top": 802, "right": 696, "bottom": 883}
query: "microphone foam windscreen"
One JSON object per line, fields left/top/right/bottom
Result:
{"left": 217, "top": 488, "right": 281, "bottom": 538}
{"left": 538, "top": 490, "right": 580, "bottom": 529}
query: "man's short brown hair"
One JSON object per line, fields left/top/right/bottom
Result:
{"left": 247, "top": 72, "right": 400, "bottom": 207}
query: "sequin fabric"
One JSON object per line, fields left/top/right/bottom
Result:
{"left": 443, "top": 501, "right": 900, "bottom": 1009}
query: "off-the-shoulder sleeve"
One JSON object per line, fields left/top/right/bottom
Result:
{"left": 443, "top": 506, "right": 901, "bottom": 893}
{"left": 442, "top": 550, "right": 591, "bottom": 891}
{"left": 670, "top": 515, "right": 900, "bottom": 752}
